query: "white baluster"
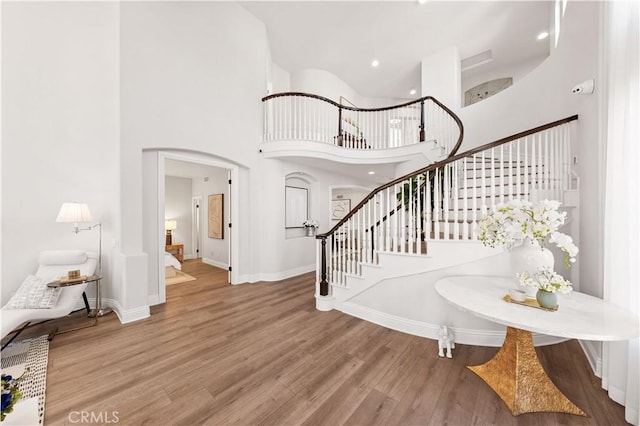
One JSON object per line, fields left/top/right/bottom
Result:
{"left": 499, "top": 145, "right": 505, "bottom": 204}
{"left": 452, "top": 162, "right": 459, "bottom": 240}
{"left": 425, "top": 171, "right": 432, "bottom": 242}
{"left": 480, "top": 151, "right": 487, "bottom": 215}
{"left": 407, "top": 177, "right": 414, "bottom": 252}
{"left": 443, "top": 165, "right": 450, "bottom": 240}
{"left": 544, "top": 130, "right": 550, "bottom": 191}
{"left": 471, "top": 156, "right": 478, "bottom": 240}
{"left": 489, "top": 148, "right": 498, "bottom": 207}
{"left": 417, "top": 174, "right": 423, "bottom": 253}
{"left": 507, "top": 143, "right": 513, "bottom": 200}
{"left": 380, "top": 188, "right": 392, "bottom": 252}
{"left": 434, "top": 168, "right": 441, "bottom": 240}
{"left": 515, "top": 139, "right": 521, "bottom": 200}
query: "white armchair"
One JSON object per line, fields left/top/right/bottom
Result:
{"left": 1, "top": 250, "right": 98, "bottom": 345}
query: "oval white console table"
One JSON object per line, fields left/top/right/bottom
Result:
{"left": 435, "top": 275, "right": 640, "bottom": 417}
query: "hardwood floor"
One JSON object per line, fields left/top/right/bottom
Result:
{"left": 16, "top": 259, "right": 628, "bottom": 425}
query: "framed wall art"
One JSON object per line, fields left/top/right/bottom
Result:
{"left": 208, "top": 193, "right": 224, "bottom": 239}
{"left": 331, "top": 199, "right": 351, "bottom": 220}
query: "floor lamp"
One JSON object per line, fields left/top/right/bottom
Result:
{"left": 56, "top": 202, "right": 112, "bottom": 317}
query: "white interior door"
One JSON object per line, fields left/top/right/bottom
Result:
{"left": 192, "top": 196, "right": 202, "bottom": 259}
{"left": 227, "top": 170, "right": 232, "bottom": 284}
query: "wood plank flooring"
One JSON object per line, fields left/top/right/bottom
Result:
{"left": 11, "top": 260, "right": 628, "bottom": 425}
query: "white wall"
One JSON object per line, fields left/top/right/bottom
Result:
{"left": 270, "top": 62, "right": 290, "bottom": 94}
{"left": 461, "top": 54, "right": 548, "bottom": 102}
{"left": 1, "top": 2, "right": 120, "bottom": 306}
{"left": 454, "top": 2, "right": 602, "bottom": 303}
{"left": 255, "top": 159, "right": 374, "bottom": 281}
{"left": 290, "top": 68, "right": 364, "bottom": 106}
{"left": 142, "top": 150, "right": 160, "bottom": 301}
{"left": 165, "top": 176, "right": 193, "bottom": 252}
{"left": 121, "top": 2, "right": 268, "bottom": 306}
{"left": 421, "top": 46, "right": 461, "bottom": 110}
{"left": 290, "top": 68, "right": 404, "bottom": 108}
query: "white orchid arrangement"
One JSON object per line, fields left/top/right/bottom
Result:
{"left": 477, "top": 199, "right": 578, "bottom": 267}
{"left": 517, "top": 266, "right": 573, "bottom": 294}
{"left": 302, "top": 219, "right": 319, "bottom": 228}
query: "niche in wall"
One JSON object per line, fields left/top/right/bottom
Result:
{"left": 285, "top": 173, "right": 315, "bottom": 239}
{"left": 285, "top": 186, "right": 308, "bottom": 228}
{"left": 464, "top": 77, "right": 513, "bottom": 106}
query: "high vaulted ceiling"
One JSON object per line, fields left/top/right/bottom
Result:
{"left": 241, "top": 1, "right": 552, "bottom": 100}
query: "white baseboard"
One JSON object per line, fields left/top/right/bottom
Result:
{"left": 81, "top": 297, "right": 150, "bottom": 324}
{"left": 245, "top": 263, "right": 316, "bottom": 283}
{"left": 202, "top": 257, "right": 229, "bottom": 270}
{"left": 108, "top": 298, "right": 150, "bottom": 324}
{"left": 184, "top": 254, "right": 197, "bottom": 261}
{"left": 339, "top": 301, "right": 567, "bottom": 347}
{"left": 579, "top": 339, "right": 602, "bottom": 377}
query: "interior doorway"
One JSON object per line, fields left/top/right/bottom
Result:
{"left": 156, "top": 151, "right": 239, "bottom": 304}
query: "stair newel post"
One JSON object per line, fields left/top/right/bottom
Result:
{"left": 319, "top": 236, "right": 328, "bottom": 296}
{"left": 337, "top": 105, "right": 344, "bottom": 146}
{"left": 419, "top": 99, "right": 425, "bottom": 142}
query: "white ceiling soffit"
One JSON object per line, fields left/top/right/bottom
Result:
{"left": 241, "top": 1, "right": 552, "bottom": 100}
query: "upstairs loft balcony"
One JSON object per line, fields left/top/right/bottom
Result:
{"left": 261, "top": 92, "right": 464, "bottom": 165}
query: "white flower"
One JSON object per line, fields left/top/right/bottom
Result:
{"left": 477, "top": 199, "right": 578, "bottom": 268}
{"left": 303, "top": 219, "right": 318, "bottom": 228}
{"left": 549, "top": 232, "right": 579, "bottom": 267}
{"left": 517, "top": 266, "right": 573, "bottom": 294}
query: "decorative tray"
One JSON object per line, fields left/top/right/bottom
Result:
{"left": 502, "top": 294, "right": 558, "bottom": 312}
{"left": 48, "top": 275, "right": 88, "bottom": 287}
{"left": 60, "top": 275, "right": 87, "bottom": 283}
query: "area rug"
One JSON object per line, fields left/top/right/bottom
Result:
{"left": 1, "top": 335, "right": 49, "bottom": 425}
{"left": 166, "top": 270, "right": 197, "bottom": 286}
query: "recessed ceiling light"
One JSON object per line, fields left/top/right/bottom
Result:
{"left": 368, "top": 171, "right": 375, "bottom": 175}
{"left": 537, "top": 31, "right": 549, "bottom": 40}
{"left": 409, "top": 89, "right": 417, "bottom": 95}
{"left": 371, "top": 59, "right": 379, "bottom": 68}
{"left": 417, "top": 0, "right": 428, "bottom": 4}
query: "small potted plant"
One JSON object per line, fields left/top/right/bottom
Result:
{"left": 517, "top": 266, "right": 573, "bottom": 309}
{"left": 303, "top": 219, "right": 319, "bottom": 237}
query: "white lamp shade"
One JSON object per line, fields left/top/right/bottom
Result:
{"left": 165, "top": 220, "right": 177, "bottom": 231}
{"left": 56, "top": 203, "right": 93, "bottom": 223}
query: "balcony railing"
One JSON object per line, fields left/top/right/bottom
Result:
{"left": 262, "top": 92, "right": 464, "bottom": 157}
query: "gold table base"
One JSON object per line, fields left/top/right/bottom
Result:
{"left": 468, "top": 326, "right": 586, "bottom": 416}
